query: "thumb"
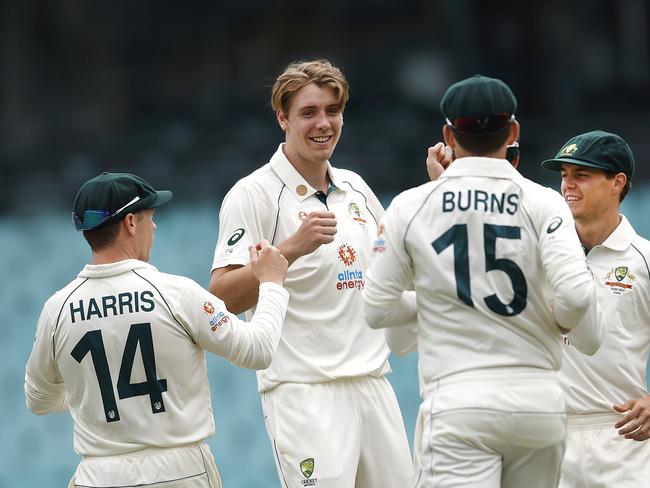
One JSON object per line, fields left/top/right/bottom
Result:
{"left": 249, "top": 245, "right": 259, "bottom": 261}
{"left": 428, "top": 143, "right": 443, "bottom": 161}
{"left": 614, "top": 400, "right": 635, "bottom": 412}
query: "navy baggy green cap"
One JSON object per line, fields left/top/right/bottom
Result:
{"left": 541, "top": 130, "right": 634, "bottom": 178}
{"left": 72, "top": 172, "right": 172, "bottom": 231}
{"left": 441, "top": 74, "right": 517, "bottom": 134}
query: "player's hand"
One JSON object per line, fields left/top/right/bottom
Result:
{"left": 613, "top": 396, "right": 650, "bottom": 441}
{"left": 426, "top": 142, "right": 454, "bottom": 181}
{"left": 279, "top": 211, "right": 337, "bottom": 263}
{"left": 249, "top": 239, "right": 288, "bottom": 285}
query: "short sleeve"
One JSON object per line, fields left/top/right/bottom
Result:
{"left": 212, "top": 184, "right": 270, "bottom": 271}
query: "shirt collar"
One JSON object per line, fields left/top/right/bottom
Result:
{"left": 441, "top": 156, "right": 523, "bottom": 180}
{"left": 79, "top": 259, "right": 157, "bottom": 278}
{"left": 600, "top": 215, "right": 636, "bottom": 252}
{"left": 269, "top": 143, "right": 346, "bottom": 201}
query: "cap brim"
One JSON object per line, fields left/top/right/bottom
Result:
{"left": 109, "top": 190, "right": 173, "bottom": 223}
{"left": 541, "top": 158, "right": 612, "bottom": 172}
{"left": 150, "top": 190, "right": 173, "bottom": 209}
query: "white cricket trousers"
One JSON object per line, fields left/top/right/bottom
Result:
{"left": 415, "top": 368, "right": 567, "bottom": 488}
{"left": 559, "top": 413, "right": 650, "bottom": 487}
{"left": 69, "top": 442, "right": 222, "bottom": 487}
{"left": 261, "top": 375, "right": 414, "bottom": 487}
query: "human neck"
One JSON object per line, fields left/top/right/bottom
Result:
{"left": 282, "top": 145, "right": 330, "bottom": 192}
{"left": 575, "top": 211, "right": 621, "bottom": 251}
{"left": 92, "top": 244, "right": 139, "bottom": 265}
{"left": 455, "top": 147, "right": 506, "bottom": 160}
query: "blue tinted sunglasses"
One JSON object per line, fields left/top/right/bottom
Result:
{"left": 73, "top": 196, "right": 141, "bottom": 231}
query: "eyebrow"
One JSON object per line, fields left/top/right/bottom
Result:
{"left": 297, "top": 103, "right": 340, "bottom": 111}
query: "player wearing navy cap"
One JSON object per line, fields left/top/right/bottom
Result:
{"left": 25, "top": 172, "right": 290, "bottom": 488}
{"left": 543, "top": 131, "right": 650, "bottom": 487}
{"left": 364, "top": 75, "right": 605, "bottom": 488}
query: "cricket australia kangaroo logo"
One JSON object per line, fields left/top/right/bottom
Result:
{"left": 604, "top": 266, "right": 636, "bottom": 295}
{"left": 300, "top": 458, "right": 317, "bottom": 486}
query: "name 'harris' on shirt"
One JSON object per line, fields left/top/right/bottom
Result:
{"left": 69, "top": 290, "right": 156, "bottom": 323}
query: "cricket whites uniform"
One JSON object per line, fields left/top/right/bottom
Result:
{"left": 25, "top": 259, "right": 289, "bottom": 488}
{"left": 212, "top": 144, "right": 413, "bottom": 487}
{"left": 558, "top": 216, "right": 650, "bottom": 487}
{"left": 364, "top": 157, "right": 604, "bottom": 488}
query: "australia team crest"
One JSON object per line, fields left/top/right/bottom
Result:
{"left": 348, "top": 202, "right": 367, "bottom": 228}
{"left": 603, "top": 266, "right": 636, "bottom": 295}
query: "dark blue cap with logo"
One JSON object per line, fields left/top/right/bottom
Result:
{"left": 72, "top": 172, "right": 172, "bottom": 231}
{"left": 541, "top": 130, "right": 634, "bottom": 179}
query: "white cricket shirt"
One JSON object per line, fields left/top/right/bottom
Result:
{"left": 364, "top": 157, "right": 603, "bottom": 385}
{"left": 212, "top": 144, "right": 391, "bottom": 392}
{"left": 559, "top": 216, "right": 650, "bottom": 414}
{"left": 25, "top": 259, "right": 289, "bottom": 456}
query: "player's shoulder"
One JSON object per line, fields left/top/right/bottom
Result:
{"left": 381, "top": 181, "right": 443, "bottom": 230}
{"left": 516, "top": 178, "right": 567, "bottom": 215}
{"left": 227, "top": 163, "right": 282, "bottom": 197}
{"left": 134, "top": 266, "right": 199, "bottom": 294}
{"left": 631, "top": 229, "right": 650, "bottom": 257}
{"left": 517, "top": 177, "right": 564, "bottom": 202}
{"left": 332, "top": 166, "right": 373, "bottom": 192}
{"left": 391, "top": 180, "right": 442, "bottom": 210}
{"left": 43, "top": 276, "right": 89, "bottom": 313}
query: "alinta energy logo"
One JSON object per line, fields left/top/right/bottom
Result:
{"left": 204, "top": 301, "right": 230, "bottom": 332}
{"left": 203, "top": 301, "right": 215, "bottom": 315}
{"left": 336, "top": 243, "right": 364, "bottom": 291}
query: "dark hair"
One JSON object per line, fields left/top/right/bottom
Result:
{"left": 604, "top": 171, "right": 632, "bottom": 202}
{"left": 453, "top": 124, "right": 511, "bottom": 156}
{"left": 83, "top": 219, "right": 121, "bottom": 251}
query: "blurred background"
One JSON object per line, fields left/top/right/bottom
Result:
{"left": 2, "top": 0, "right": 649, "bottom": 486}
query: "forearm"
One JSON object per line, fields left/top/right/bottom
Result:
{"left": 364, "top": 288, "right": 418, "bottom": 329}
{"left": 554, "top": 280, "right": 604, "bottom": 355}
{"left": 276, "top": 238, "right": 306, "bottom": 267}
{"left": 209, "top": 265, "right": 260, "bottom": 314}
{"left": 385, "top": 321, "right": 418, "bottom": 356}
{"left": 226, "top": 282, "right": 289, "bottom": 369}
{"left": 24, "top": 371, "right": 68, "bottom": 415}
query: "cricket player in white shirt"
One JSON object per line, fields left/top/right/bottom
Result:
{"left": 363, "top": 75, "right": 605, "bottom": 488}
{"left": 209, "top": 59, "right": 413, "bottom": 487}
{"left": 25, "top": 172, "right": 290, "bottom": 488}
{"left": 542, "top": 130, "right": 650, "bottom": 487}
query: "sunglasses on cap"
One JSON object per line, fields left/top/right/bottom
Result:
{"left": 446, "top": 113, "right": 515, "bottom": 134}
{"left": 72, "top": 196, "right": 141, "bottom": 231}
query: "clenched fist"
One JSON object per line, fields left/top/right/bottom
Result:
{"left": 280, "top": 211, "right": 337, "bottom": 264}
{"left": 250, "top": 239, "right": 288, "bottom": 285}
{"left": 426, "top": 142, "right": 454, "bottom": 181}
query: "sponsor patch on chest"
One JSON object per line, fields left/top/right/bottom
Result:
{"left": 336, "top": 243, "right": 364, "bottom": 291}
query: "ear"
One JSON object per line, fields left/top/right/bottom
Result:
{"left": 612, "top": 172, "right": 627, "bottom": 194}
{"left": 276, "top": 110, "right": 288, "bottom": 131}
{"left": 123, "top": 213, "right": 138, "bottom": 236}
{"left": 443, "top": 125, "right": 456, "bottom": 148}
{"left": 508, "top": 120, "right": 520, "bottom": 145}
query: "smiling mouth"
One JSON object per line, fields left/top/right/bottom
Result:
{"left": 565, "top": 195, "right": 581, "bottom": 202}
{"left": 310, "top": 135, "right": 332, "bottom": 144}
